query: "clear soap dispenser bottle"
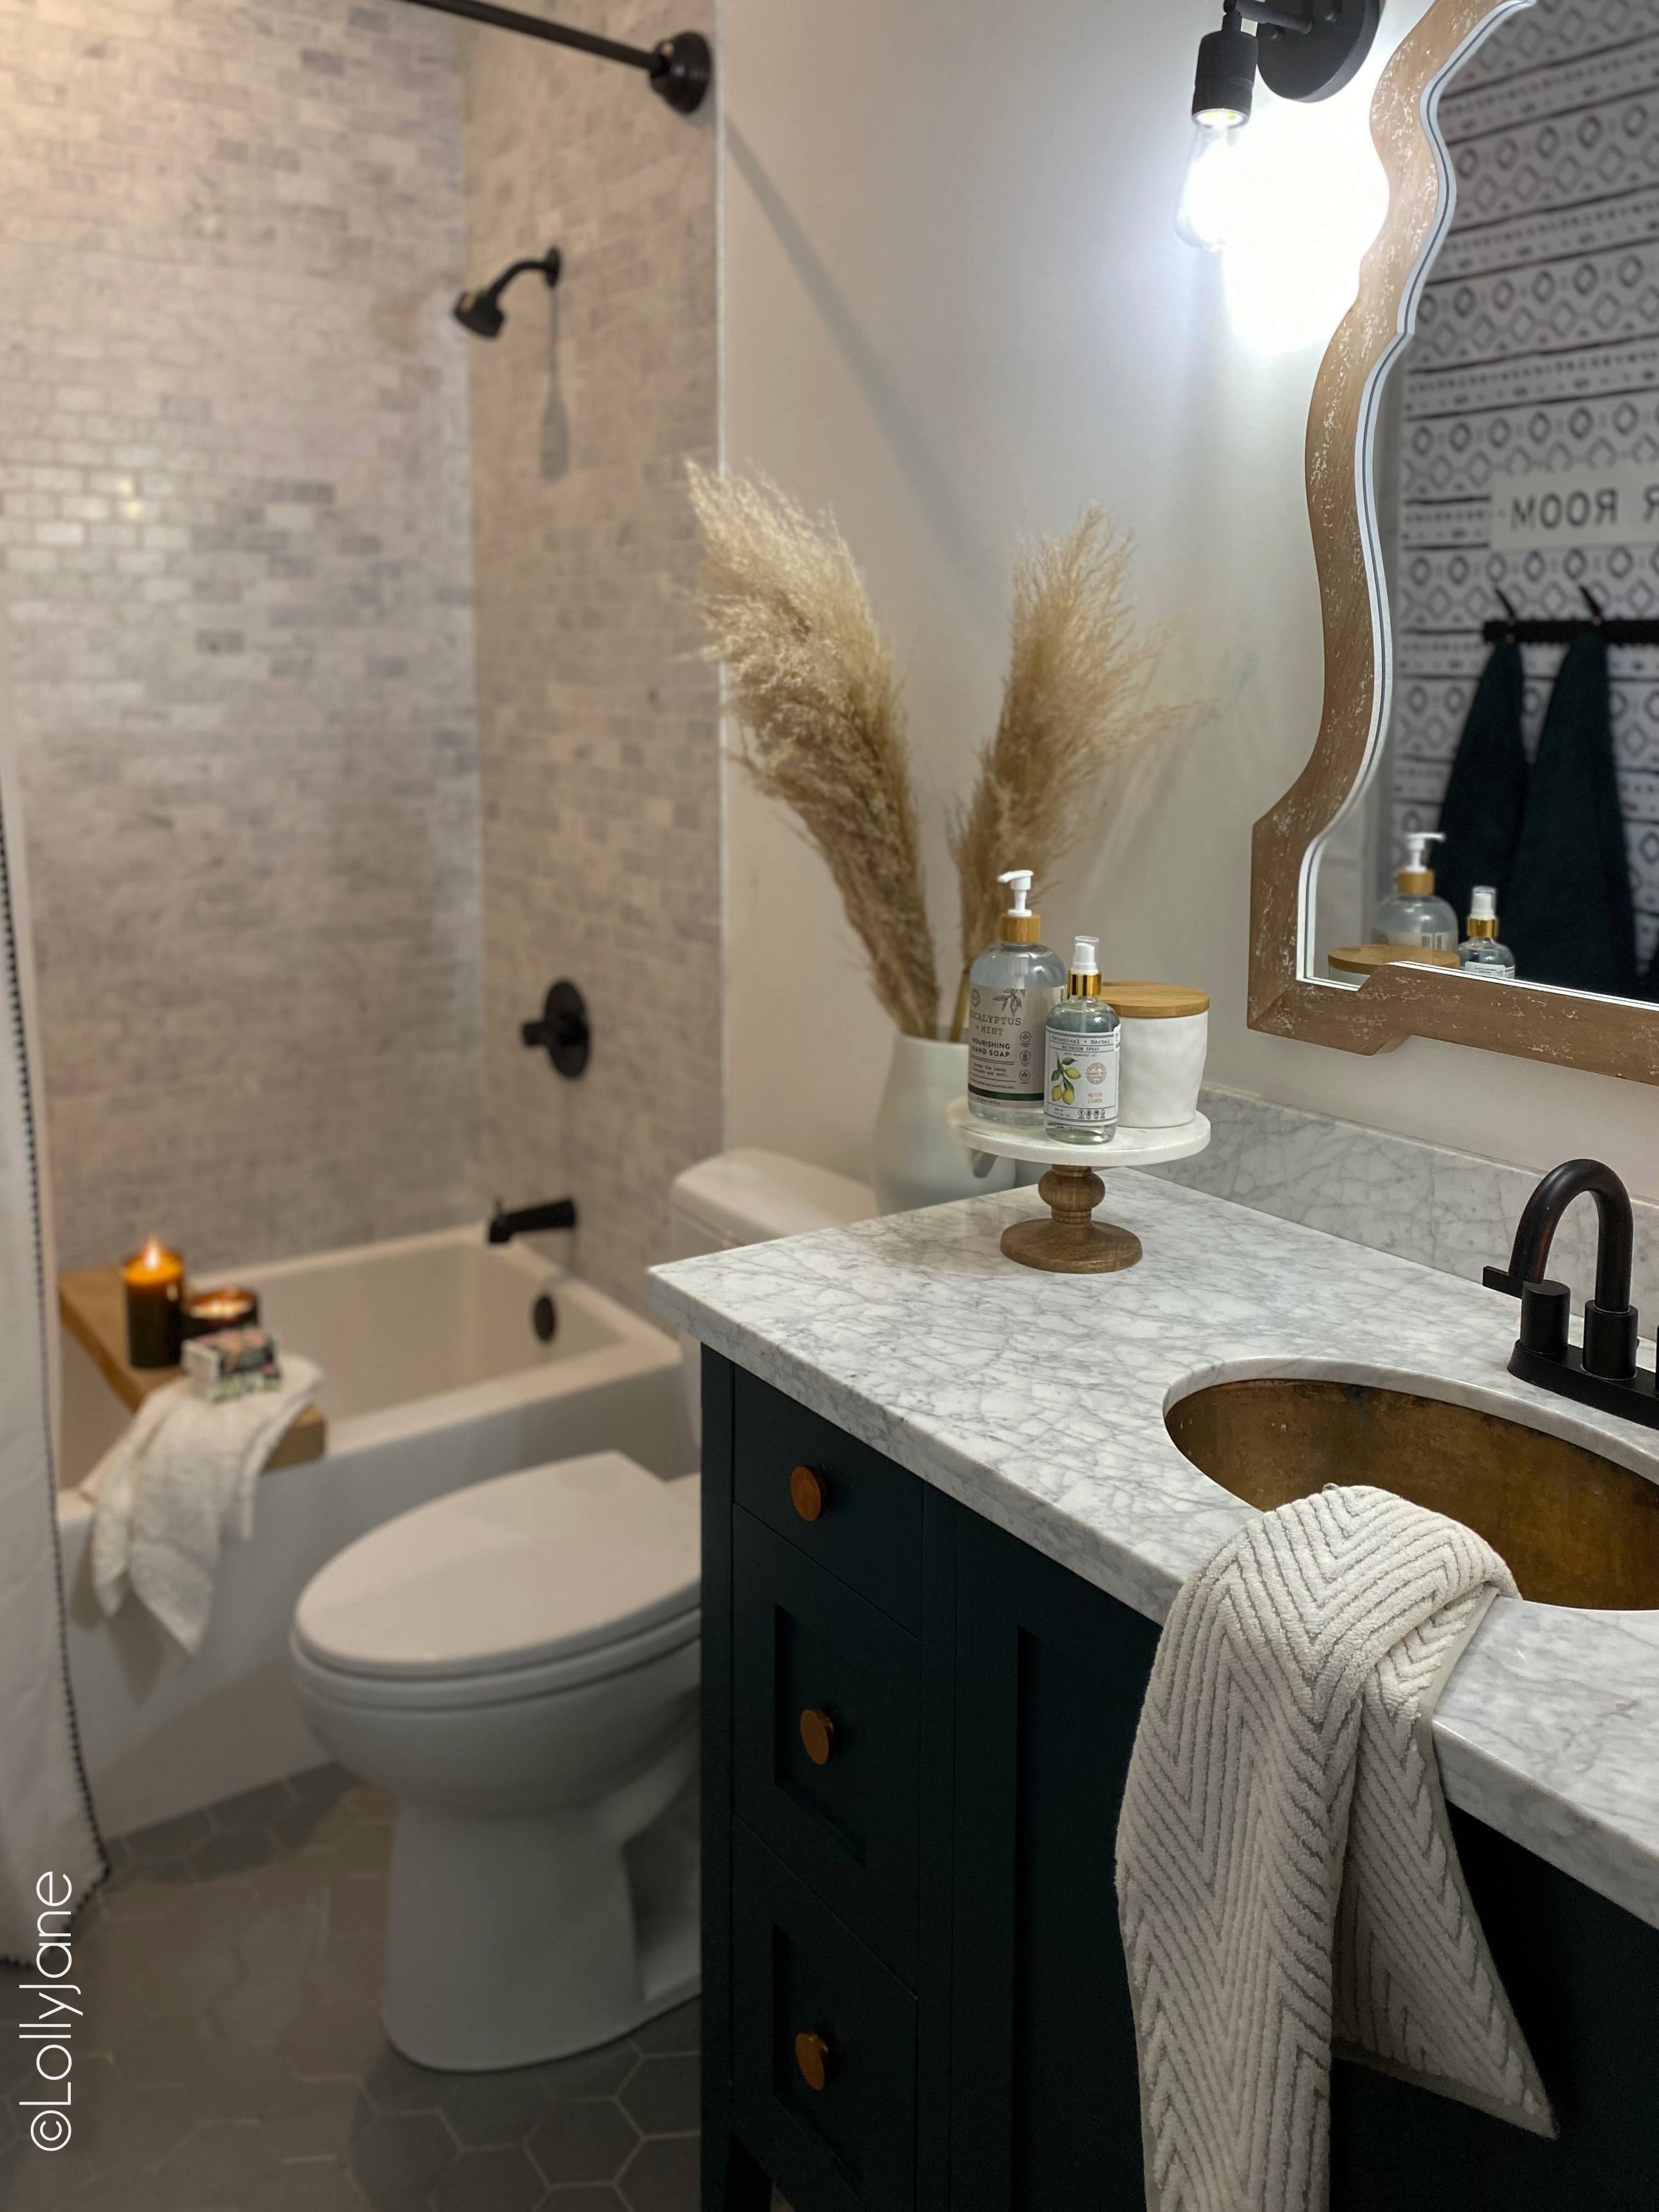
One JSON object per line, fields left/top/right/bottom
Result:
{"left": 1044, "top": 936, "right": 1120, "bottom": 1145}
{"left": 967, "top": 870, "right": 1067, "bottom": 1125}
{"left": 1373, "top": 831, "right": 1459, "bottom": 951}
{"left": 1458, "top": 885, "right": 1517, "bottom": 979}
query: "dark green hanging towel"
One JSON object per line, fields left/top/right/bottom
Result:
{"left": 1503, "top": 633, "right": 1638, "bottom": 997}
{"left": 1436, "top": 639, "right": 1526, "bottom": 935}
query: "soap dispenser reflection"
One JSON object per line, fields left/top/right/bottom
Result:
{"left": 1374, "top": 832, "right": 1459, "bottom": 952}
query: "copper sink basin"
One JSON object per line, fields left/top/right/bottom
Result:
{"left": 1165, "top": 1377, "right": 1659, "bottom": 1610}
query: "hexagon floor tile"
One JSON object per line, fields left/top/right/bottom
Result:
{"left": 1, "top": 1765, "right": 793, "bottom": 2211}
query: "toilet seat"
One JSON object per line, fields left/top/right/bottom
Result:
{"left": 292, "top": 1452, "right": 700, "bottom": 1697}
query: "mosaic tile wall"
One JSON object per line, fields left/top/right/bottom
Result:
{"left": 1391, "top": 0, "right": 1659, "bottom": 965}
{"left": 462, "top": 3, "right": 722, "bottom": 1316}
{"left": 0, "top": 0, "right": 487, "bottom": 1273}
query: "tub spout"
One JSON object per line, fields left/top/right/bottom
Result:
{"left": 489, "top": 1198, "right": 578, "bottom": 1245}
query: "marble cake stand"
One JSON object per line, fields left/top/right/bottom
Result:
{"left": 945, "top": 1099, "right": 1211, "bottom": 1275}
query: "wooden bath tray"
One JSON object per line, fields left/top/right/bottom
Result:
{"left": 58, "top": 1266, "right": 326, "bottom": 1472}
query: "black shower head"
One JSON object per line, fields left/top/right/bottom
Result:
{"left": 453, "top": 247, "right": 562, "bottom": 340}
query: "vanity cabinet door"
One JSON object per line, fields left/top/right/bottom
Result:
{"left": 732, "top": 1821, "right": 918, "bottom": 2212}
{"left": 732, "top": 1508, "right": 922, "bottom": 1980}
{"left": 733, "top": 1368, "right": 924, "bottom": 1630}
{"left": 947, "top": 1508, "right": 1159, "bottom": 2212}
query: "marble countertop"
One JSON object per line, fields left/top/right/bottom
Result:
{"left": 648, "top": 1173, "right": 1659, "bottom": 1932}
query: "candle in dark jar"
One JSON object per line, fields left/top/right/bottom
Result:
{"left": 180, "top": 1286, "right": 260, "bottom": 1340}
{"left": 122, "top": 1238, "right": 185, "bottom": 1369}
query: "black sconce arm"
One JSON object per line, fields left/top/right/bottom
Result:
{"left": 1233, "top": 1, "right": 1316, "bottom": 35}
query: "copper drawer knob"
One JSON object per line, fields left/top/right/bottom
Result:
{"left": 799, "top": 1707, "right": 836, "bottom": 1767}
{"left": 790, "top": 1465, "right": 828, "bottom": 1521}
{"left": 794, "top": 2029, "right": 830, "bottom": 2091}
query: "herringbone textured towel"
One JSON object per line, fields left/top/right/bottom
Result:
{"left": 1116, "top": 1484, "right": 1555, "bottom": 2212}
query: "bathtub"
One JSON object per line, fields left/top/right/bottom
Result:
{"left": 57, "top": 1224, "right": 694, "bottom": 1837}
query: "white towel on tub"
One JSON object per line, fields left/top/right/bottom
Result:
{"left": 81, "top": 1357, "right": 320, "bottom": 1655}
{"left": 1115, "top": 1483, "right": 1555, "bottom": 2212}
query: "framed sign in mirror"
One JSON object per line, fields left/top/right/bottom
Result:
{"left": 1250, "top": 0, "right": 1659, "bottom": 1084}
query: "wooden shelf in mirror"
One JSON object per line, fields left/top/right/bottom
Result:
{"left": 1248, "top": 0, "right": 1659, "bottom": 1086}
{"left": 59, "top": 1266, "right": 325, "bottom": 1471}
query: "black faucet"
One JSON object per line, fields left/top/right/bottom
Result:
{"left": 488, "top": 1198, "right": 578, "bottom": 1246}
{"left": 1484, "top": 1158, "right": 1658, "bottom": 1427}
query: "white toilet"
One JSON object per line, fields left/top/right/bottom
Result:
{"left": 289, "top": 1149, "right": 874, "bottom": 2072}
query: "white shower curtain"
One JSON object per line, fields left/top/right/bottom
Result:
{"left": 0, "top": 725, "right": 103, "bottom": 1958}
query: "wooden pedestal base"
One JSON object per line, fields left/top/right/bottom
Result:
{"left": 998, "top": 1165, "right": 1144, "bottom": 1276}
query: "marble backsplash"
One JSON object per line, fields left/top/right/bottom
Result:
{"left": 1153, "top": 1086, "right": 1659, "bottom": 1321}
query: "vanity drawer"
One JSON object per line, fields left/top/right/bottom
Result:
{"left": 733, "top": 1820, "right": 917, "bottom": 2212}
{"left": 734, "top": 1369, "right": 923, "bottom": 1630}
{"left": 733, "top": 1509, "right": 921, "bottom": 1980}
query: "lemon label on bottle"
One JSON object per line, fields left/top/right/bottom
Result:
{"left": 969, "top": 984, "right": 1054, "bottom": 1107}
{"left": 1045, "top": 1025, "right": 1119, "bottom": 1127}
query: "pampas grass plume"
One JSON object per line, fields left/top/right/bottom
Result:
{"left": 689, "top": 464, "right": 940, "bottom": 1039}
{"left": 950, "top": 509, "right": 1185, "bottom": 979}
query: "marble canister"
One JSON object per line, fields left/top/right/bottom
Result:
{"left": 1102, "top": 983, "right": 1209, "bottom": 1128}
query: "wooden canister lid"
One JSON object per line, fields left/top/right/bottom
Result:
{"left": 1327, "top": 944, "right": 1459, "bottom": 976}
{"left": 1099, "top": 981, "right": 1210, "bottom": 1019}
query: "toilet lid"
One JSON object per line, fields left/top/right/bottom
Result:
{"left": 292, "top": 1453, "right": 700, "bottom": 1680}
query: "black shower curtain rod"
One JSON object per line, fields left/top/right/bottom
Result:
{"left": 1481, "top": 586, "right": 1659, "bottom": 648}
{"left": 390, "top": 0, "right": 712, "bottom": 111}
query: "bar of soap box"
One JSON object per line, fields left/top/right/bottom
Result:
{"left": 184, "top": 1327, "right": 283, "bottom": 1402}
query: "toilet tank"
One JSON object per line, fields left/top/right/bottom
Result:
{"left": 667, "top": 1149, "right": 876, "bottom": 1449}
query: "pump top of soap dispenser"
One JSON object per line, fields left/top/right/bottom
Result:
{"left": 1068, "top": 936, "right": 1102, "bottom": 995}
{"left": 998, "top": 868, "right": 1040, "bottom": 945}
{"left": 1398, "top": 830, "right": 1445, "bottom": 895}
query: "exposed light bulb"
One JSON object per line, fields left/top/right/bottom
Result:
{"left": 1175, "top": 114, "right": 1245, "bottom": 253}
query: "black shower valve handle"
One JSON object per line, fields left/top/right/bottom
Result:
{"left": 522, "top": 980, "right": 590, "bottom": 1079}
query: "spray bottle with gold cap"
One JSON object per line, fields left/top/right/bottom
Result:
{"left": 1458, "top": 885, "right": 1516, "bottom": 979}
{"left": 1045, "top": 935, "right": 1120, "bottom": 1144}
{"left": 966, "top": 869, "right": 1066, "bottom": 1125}
{"left": 1373, "top": 831, "right": 1458, "bottom": 951}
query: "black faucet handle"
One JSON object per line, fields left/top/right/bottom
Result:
{"left": 1584, "top": 1300, "right": 1639, "bottom": 1384}
{"left": 1517, "top": 1279, "right": 1570, "bottom": 1361}
{"left": 1483, "top": 1264, "right": 1523, "bottom": 1298}
{"left": 522, "top": 981, "right": 590, "bottom": 1080}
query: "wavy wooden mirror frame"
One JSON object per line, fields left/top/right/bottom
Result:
{"left": 1249, "top": 0, "right": 1659, "bottom": 1086}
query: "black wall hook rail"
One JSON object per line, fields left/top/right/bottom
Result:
{"left": 392, "top": 0, "right": 712, "bottom": 111}
{"left": 1482, "top": 585, "right": 1659, "bottom": 647}
{"left": 1481, "top": 617, "right": 1659, "bottom": 646}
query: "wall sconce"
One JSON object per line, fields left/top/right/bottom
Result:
{"left": 1177, "top": 0, "right": 1383, "bottom": 251}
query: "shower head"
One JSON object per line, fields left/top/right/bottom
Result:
{"left": 453, "top": 247, "right": 562, "bottom": 340}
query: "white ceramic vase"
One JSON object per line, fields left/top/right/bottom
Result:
{"left": 871, "top": 1032, "right": 1017, "bottom": 1215}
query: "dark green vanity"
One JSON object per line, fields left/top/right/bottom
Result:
{"left": 700, "top": 1352, "right": 1659, "bottom": 2212}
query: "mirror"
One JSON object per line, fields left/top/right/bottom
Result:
{"left": 1252, "top": 0, "right": 1659, "bottom": 1084}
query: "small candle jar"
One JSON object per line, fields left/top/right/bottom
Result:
{"left": 181, "top": 1286, "right": 260, "bottom": 1341}
{"left": 122, "top": 1239, "right": 185, "bottom": 1369}
{"left": 1101, "top": 983, "right": 1210, "bottom": 1129}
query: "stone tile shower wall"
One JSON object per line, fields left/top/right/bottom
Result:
{"left": 462, "top": 3, "right": 721, "bottom": 1315}
{"left": 0, "top": 0, "right": 485, "bottom": 1272}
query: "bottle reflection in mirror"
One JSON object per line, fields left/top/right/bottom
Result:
{"left": 1458, "top": 888, "right": 1516, "bottom": 981}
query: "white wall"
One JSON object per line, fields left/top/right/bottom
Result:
{"left": 720, "top": 0, "right": 1659, "bottom": 1199}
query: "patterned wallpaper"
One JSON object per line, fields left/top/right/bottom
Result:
{"left": 1390, "top": 0, "right": 1659, "bottom": 966}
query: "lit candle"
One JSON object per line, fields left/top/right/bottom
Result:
{"left": 180, "top": 1286, "right": 260, "bottom": 1341}
{"left": 122, "top": 1238, "right": 185, "bottom": 1370}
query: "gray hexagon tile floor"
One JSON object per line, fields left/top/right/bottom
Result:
{"left": 0, "top": 1765, "right": 791, "bottom": 2211}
